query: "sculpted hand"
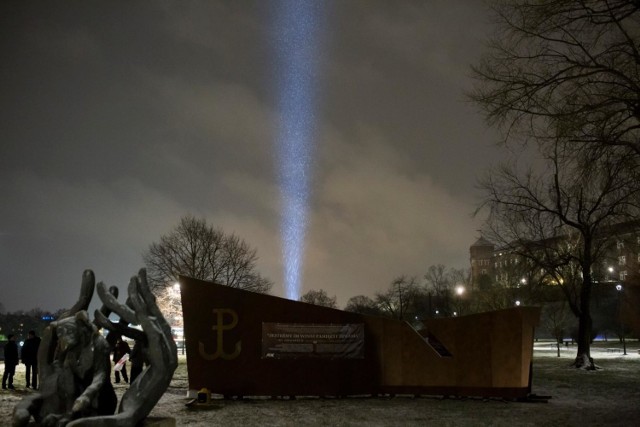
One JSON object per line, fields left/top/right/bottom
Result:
{"left": 72, "top": 395, "right": 90, "bottom": 413}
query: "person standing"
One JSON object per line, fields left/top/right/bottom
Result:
{"left": 2, "top": 334, "right": 19, "bottom": 390}
{"left": 21, "top": 330, "right": 41, "bottom": 389}
{"left": 129, "top": 339, "right": 147, "bottom": 383}
{"left": 113, "top": 337, "right": 131, "bottom": 384}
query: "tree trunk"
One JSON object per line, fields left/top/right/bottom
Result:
{"left": 572, "top": 260, "right": 596, "bottom": 370}
{"left": 573, "top": 309, "right": 595, "bottom": 369}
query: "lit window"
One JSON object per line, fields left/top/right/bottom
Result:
{"left": 617, "top": 240, "right": 625, "bottom": 249}
{"left": 619, "top": 255, "right": 626, "bottom": 266}
{"left": 620, "top": 271, "right": 627, "bottom": 281}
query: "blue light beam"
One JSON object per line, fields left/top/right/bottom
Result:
{"left": 272, "top": 1, "right": 325, "bottom": 300}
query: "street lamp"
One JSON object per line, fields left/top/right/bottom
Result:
{"left": 615, "top": 284, "right": 627, "bottom": 355}
{"left": 455, "top": 285, "right": 465, "bottom": 316}
{"left": 515, "top": 300, "right": 521, "bottom": 307}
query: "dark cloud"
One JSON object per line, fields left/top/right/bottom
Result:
{"left": 0, "top": 0, "right": 502, "bottom": 312}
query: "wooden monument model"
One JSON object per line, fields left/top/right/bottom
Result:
{"left": 180, "top": 276, "right": 540, "bottom": 399}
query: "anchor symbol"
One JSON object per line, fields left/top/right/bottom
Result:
{"left": 199, "top": 308, "right": 242, "bottom": 360}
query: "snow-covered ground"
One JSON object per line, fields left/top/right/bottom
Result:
{"left": 2, "top": 341, "right": 638, "bottom": 426}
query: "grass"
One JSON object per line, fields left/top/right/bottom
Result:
{"left": 2, "top": 340, "right": 639, "bottom": 426}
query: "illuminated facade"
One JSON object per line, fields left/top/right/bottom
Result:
{"left": 469, "top": 221, "right": 640, "bottom": 290}
{"left": 469, "top": 237, "right": 495, "bottom": 290}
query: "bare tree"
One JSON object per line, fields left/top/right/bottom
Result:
{"left": 477, "top": 141, "right": 640, "bottom": 368}
{"left": 472, "top": 281, "right": 519, "bottom": 313}
{"left": 470, "top": 0, "right": 640, "bottom": 368}
{"left": 143, "top": 215, "right": 272, "bottom": 294}
{"left": 448, "top": 268, "right": 472, "bottom": 290}
{"left": 217, "top": 234, "right": 273, "bottom": 292}
{"left": 154, "top": 285, "right": 183, "bottom": 328}
{"left": 542, "top": 300, "right": 573, "bottom": 357}
{"left": 424, "top": 266, "right": 472, "bottom": 316}
{"left": 423, "top": 265, "right": 452, "bottom": 300}
{"left": 375, "top": 276, "right": 423, "bottom": 321}
{"left": 470, "top": 0, "right": 640, "bottom": 157}
{"left": 344, "top": 295, "right": 383, "bottom": 316}
{"left": 299, "top": 289, "right": 337, "bottom": 308}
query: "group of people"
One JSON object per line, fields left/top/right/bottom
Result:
{"left": 2, "top": 330, "right": 41, "bottom": 390}
{"left": 108, "top": 334, "right": 147, "bottom": 385}
{"left": 3, "top": 329, "right": 147, "bottom": 391}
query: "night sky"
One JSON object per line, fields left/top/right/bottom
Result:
{"left": 1, "top": 1, "right": 504, "bottom": 312}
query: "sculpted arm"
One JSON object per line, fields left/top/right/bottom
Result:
{"left": 72, "top": 339, "right": 111, "bottom": 415}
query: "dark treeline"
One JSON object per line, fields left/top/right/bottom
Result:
{"left": 0, "top": 308, "right": 62, "bottom": 343}
{"left": 302, "top": 264, "right": 634, "bottom": 344}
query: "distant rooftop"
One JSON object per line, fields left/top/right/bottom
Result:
{"left": 471, "top": 236, "right": 494, "bottom": 247}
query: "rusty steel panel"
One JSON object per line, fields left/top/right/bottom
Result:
{"left": 180, "top": 276, "right": 540, "bottom": 398}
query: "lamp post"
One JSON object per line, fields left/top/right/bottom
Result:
{"left": 615, "top": 284, "right": 627, "bottom": 355}
{"left": 455, "top": 285, "right": 465, "bottom": 316}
